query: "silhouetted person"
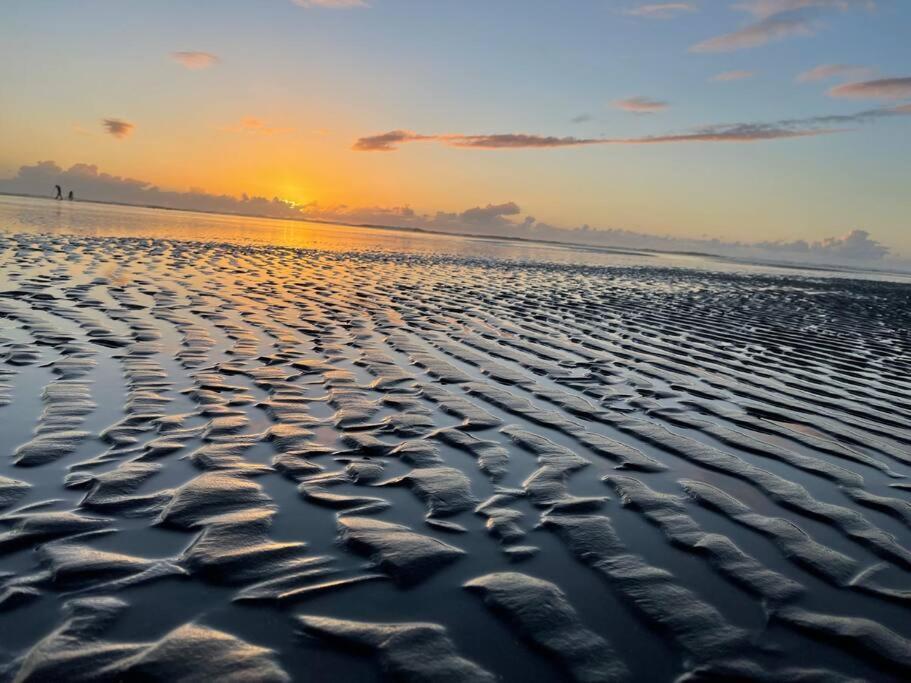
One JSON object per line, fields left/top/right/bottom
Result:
{"left": 55, "top": 184, "right": 62, "bottom": 200}
{"left": 67, "top": 191, "right": 74, "bottom": 201}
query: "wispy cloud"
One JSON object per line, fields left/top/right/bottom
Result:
{"left": 353, "top": 124, "right": 822, "bottom": 152}
{"left": 623, "top": 3, "right": 698, "bottom": 19}
{"left": 796, "top": 63, "right": 875, "bottom": 82}
{"left": 221, "top": 116, "right": 294, "bottom": 135}
{"left": 102, "top": 118, "right": 134, "bottom": 139}
{"left": 738, "top": 1, "right": 874, "bottom": 20}
{"left": 448, "top": 134, "right": 608, "bottom": 149}
{"left": 353, "top": 104, "right": 911, "bottom": 152}
{"left": 690, "top": 9, "right": 816, "bottom": 52}
{"left": 711, "top": 70, "right": 755, "bottom": 81}
{"left": 291, "top": 0, "right": 367, "bottom": 7}
{"left": 828, "top": 77, "right": 911, "bottom": 100}
{"left": 690, "top": 1, "right": 873, "bottom": 53}
{"left": 612, "top": 96, "right": 670, "bottom": 114}
{"left": 170, "top": 51, "right": 220, "bottom": 70}
{"left": 352, "top": 130, "right": 433, "bottom": 151}
{"left": 354, "top": 131, "right": 612, "bottom": 151}
{"left": 571, "top": 114, "right": 593, "bottom": 124}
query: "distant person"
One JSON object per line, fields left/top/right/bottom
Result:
{"left": 55, "top": 184, "right": 62, "bottom": 200}
{"left": 67, "top": 191, "right": 74, "bottom": 201}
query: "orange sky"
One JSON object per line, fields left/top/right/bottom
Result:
{"left": 1, "top": 1, "right": 910, "bottom": 255}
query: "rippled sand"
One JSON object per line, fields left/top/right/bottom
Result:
{"left": 0, "top": 228, "right": 909, "bottom": 682}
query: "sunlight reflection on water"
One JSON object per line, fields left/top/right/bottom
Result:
{"left": 2, "top": 194, "right": 908, "bottom": 283}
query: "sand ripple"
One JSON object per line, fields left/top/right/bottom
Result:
{"left": 0, "top": 231, "right": 909, "bottom": 681}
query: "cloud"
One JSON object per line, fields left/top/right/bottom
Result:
{"left": 796, "top": 63, "right": 875, "bottom": 82}
{"left": 690, "top": 1, "right": 873, "bottom": 53}
{"left": 828, "top": 77, "right": 911, "bottom": 100}
{"left": 755, "top": 229, "right": 888, "bottom": 261}
{"left": 0, "top": 160, "right": 899, "bottom": 266}
{"left": 291, "top": 0, "right": 367, "bottom": 7}
{"left": 353, "top": 132, "right": 604, "bottom": 151}
{"left": 170, "top": 51, "right": 220, "bottom": 70}
{"left": 353, "top": 128, "right": 823, "bottom": 152}
{"left": 298, "top": 198, "right": 895, "bottom": 265}
{"left": 352, "top": 103, "right": 911, "bottom": 152}
{"left": 612, "top": 96, "right": 670, "bottom": 114}
{"left": 623, "top": 3, "right": 698, "bottom": 19}
{"left": 445, "top": 134, "right": 606, "bottom": 149}
{"left": 0, "top": 161, "right": 303, "bottom": 219}
{"left": 711, "top": 70, "right": 755, "bottom": 81}
{"left": 221, "top": 116, "right": 294, "bottom": 135}
{"left": 283, "top": 203, "right": 900, "bottom": 266}
{"left": 571, "top": 114, "right": 593, "bottom": 124}
{"left": 352, "top": 130, "right": 433, "bottom": 151}
{"left": 635, "top": 122, "right": 835, "bottom": 143}
{"left": 459, "top": 202, "right": 521, "bottom": 223}
{"left": 102, "top": 119, "right": 134, "bottom": 139}
{"left": 775, "top": 102, "right": 911, "bottom": 125}
{"left": 737, "top": 0, "right": 874, "bottom": 19}
{"left": 690, "top": 9, "right": 816, "bottom": 52}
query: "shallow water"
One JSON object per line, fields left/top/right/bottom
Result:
{"left": 3, "top": 194, "right": 910, "bottom": 283}
{"left": 0, "top": 196, "right": 910, "bottom": 682}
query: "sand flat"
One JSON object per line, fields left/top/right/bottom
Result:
{"left": 1, "top": 213, "right": 910, "bottom": 681}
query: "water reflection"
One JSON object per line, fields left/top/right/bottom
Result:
{"left": 1, "top": 194, "right": 908, "bottom": 282}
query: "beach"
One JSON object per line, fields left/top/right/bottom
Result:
{"left": 1, "top": 197, "right": 910, "bottom": 682}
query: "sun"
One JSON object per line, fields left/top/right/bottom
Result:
{"left": 275, "top": 183, "right": 313, "bottom": 208}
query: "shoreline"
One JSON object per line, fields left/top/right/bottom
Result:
{"left": 2, "top": 190, "right": 909, "bottom": 278}
{"left": 0, "top": 191, "right": 659, "bottom": 258}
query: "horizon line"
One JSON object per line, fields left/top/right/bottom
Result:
{"left": 1, "top": 191, "right": 908, "bottom": 278}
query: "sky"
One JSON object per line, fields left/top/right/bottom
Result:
{"left": 1, "top": 0, "right": 909, "bottom": 262}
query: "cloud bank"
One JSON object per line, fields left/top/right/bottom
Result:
{"left": 754, "top": 229, "right": 888, "bottom": 262}
{"left": 0, "top": 160, "right": 901, "bottom": 268}
{"left": 0, "top": 161, "right": 302, "bottom": 219}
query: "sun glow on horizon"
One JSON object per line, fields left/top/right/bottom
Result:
{"left": 0, "top": 0, "right": 909, "bottom": 258}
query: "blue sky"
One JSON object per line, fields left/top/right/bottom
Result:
{"left": 1, "top": 1, "right": 909, "bottom": 256}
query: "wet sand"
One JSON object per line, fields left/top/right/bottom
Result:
{"left": 0, "top": 221, "right": 909, "bottom": 681}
